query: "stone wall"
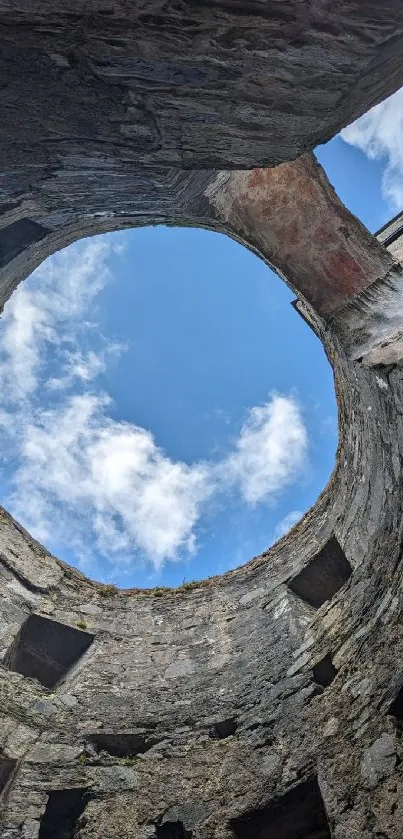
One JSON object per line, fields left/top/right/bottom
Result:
{"left": 1, "top": 1, "right": 403, "bottom": 174}
{"left": 2, "top": 175, "right": 403, "bottom": 835}
{"left": 1, "top": 311, "right": 403, "bottom": 837}
{"left": 2, "top": 3, "right": 403, "bottom": 835}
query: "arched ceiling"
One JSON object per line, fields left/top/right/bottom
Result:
{"left": 1, "top": 0, "right": 403, "bottom": 175}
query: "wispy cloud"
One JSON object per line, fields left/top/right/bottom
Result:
{"left": 0, "top": 238, "right": 112, "bottom": 401}
{"left": 341, "top": 87, "right": 403, "bottom": 210}
{"left": 0, "top": 238, "right": 309, "bottom": 573}
{"left": 46, "top": 344, "right": 125, "bottom": 391}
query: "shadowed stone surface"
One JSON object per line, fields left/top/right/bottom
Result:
{"left": 3, "top": 614, "right": 95, "bottom": 690}
{"left": 287, "top": 536, "right": 352, "bottom": 609}
{"left": 2, "top": 1, "right": 403, "bottom": 174}
{"left": 230, "top": 776, "right": 331, "bottom": 839}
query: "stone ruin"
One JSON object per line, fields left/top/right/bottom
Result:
{"left": 2, "top": 2, "right": 403, "bottom": 836}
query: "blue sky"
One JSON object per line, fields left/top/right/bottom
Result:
{"left": 0, "top": 89, "right": 400, "bottom": 588}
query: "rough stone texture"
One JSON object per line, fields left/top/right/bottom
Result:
{"left": 2, "top": 324, "right": 403, "bottom": 836}
{"left": 2, "top": 3, "right": 403, "bottom": 836}
{"left": 2, "top": 215, "right": 403, "bottom": 835}
{"left": 2, "top": 1, "right": 403, "bottom": 174}
{"left": 205, "top": 158, "right": 396, "bottom": 317}
{"left": 333, "top": 212, "right": 403, "bottom": 365}
{"left": 0, "top": 152, "right": 401, "bottom": 369}
{"left": 360, "top": 734, "right": 397, "bottom": 790}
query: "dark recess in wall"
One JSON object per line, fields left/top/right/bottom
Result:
{"left": 0, "top": 753, "right": 16, "bottom": 794}
{"left": 0, "top": 218, "right": 49, "bottom": 268}
{"left": 210, "top": 718, "right": 238, "bottom": 739}
{"left": 388, "top": 685, "right": 403, "bottom": 730}
{"left": 156, "top": 822, "right": 192, "bottom": 839}
{"left": 312, "top": 654, "right": 337, "bottom": 690}
{"left": 89, "top": 731, "right": 159, "bottom": 757}
{"left": 288, "top": 536, "right": 352, "bottom": 609}
{"left": 38, "top": 789, "right": 90, "bottom": 839}
{"left": 230, "top": 776, "right": 331, "bottom": 839}
{"left": 3, "top": 613, "right": 94, "bottom": 690}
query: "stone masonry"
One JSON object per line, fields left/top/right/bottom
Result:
{"left": 2, "top": 2, "right": 403, "bottom": 837}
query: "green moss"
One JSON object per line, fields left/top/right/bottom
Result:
{"left": 76, "top": 619, "right": 88, "bottom": 630}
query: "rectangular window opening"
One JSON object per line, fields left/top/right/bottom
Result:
{"left": 38, "top": 789, "right": 90, "bottom": 839}
{"left": 0, "top": 218, "right": 49, "bottom": 268}
{"left": 288, "top": 536, "right": 352, "bottom": 609}
{"left": 3, "top": 614, "right": 94, "bottom": 690}
{"left": 156, "top": 823, "right": 192, "bottom": 839}
{"left": 209, "top": 718, "right": 238, "bottom": 740}
{"left": 89, "top": 731, "right": 159, "bottom": 758}
{"left": 230, "top": 776, "right": 331, "bottom": 839}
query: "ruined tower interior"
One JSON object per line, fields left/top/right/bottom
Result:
{"left": 2, "top": 2, "right": 403, "bottom": 836}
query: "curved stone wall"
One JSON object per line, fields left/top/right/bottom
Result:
{"left": 1, "top": 307, "right": 403, "bottom": 838}
{"left": 1, "top": 177, "right": 403, "bottom": 836}
{"left": 2, "top": 4, "right": 403, "bottom": 835}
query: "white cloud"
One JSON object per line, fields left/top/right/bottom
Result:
{"left": 273, "top": 510, "right": 303, "bottom": 542}
{"left": 341, "top": 87, "right": 403, "bottom": 210}
{"left": 9, "top": 393, "right": 213, "bottom": 569}
{"left": 46, "top": 344, "right": 125, "bottom": 391}
{"left": 0, "top": 238, "right": 112, "bottom": 401}
{"left": 223, "top": 395, "right": 308, "bottom": 505}
{"left": 0, "top": 238, "right": 310, "bottom": 573}
{"left": 5, "top": 389, "right": 307, "bottom": 571}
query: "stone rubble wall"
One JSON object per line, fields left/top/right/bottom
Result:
{"left": 1, "top": 215, "right": 403, "bottom": 836}
{"left": 2, "top": 3, "right": 403, "bottom": 834}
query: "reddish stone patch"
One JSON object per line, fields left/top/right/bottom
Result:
{"left": 217, "top": 155, "right": 395, "bottom": 318}
{"left": 323, "top": 250, "right": 368, "bottom": 298}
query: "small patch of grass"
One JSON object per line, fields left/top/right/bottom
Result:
{"left": 98, "top": 583, "right": 119, "bottom": 597}
{"left": 177, "top": 578, "right": 209, "bottom": 593}
{"left": 76, "top": 619, "right": 88, "bottom": 630}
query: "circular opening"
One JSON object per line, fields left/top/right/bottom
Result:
{"left": 0, "top": 227, "right": 337, "bottom": 587}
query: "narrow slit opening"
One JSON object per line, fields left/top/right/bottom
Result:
{"left": 0, "top": 753, "right": 16, "bottom": 794}
{"left": 388, "top": 685, "right": 403, "bottom": 731}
